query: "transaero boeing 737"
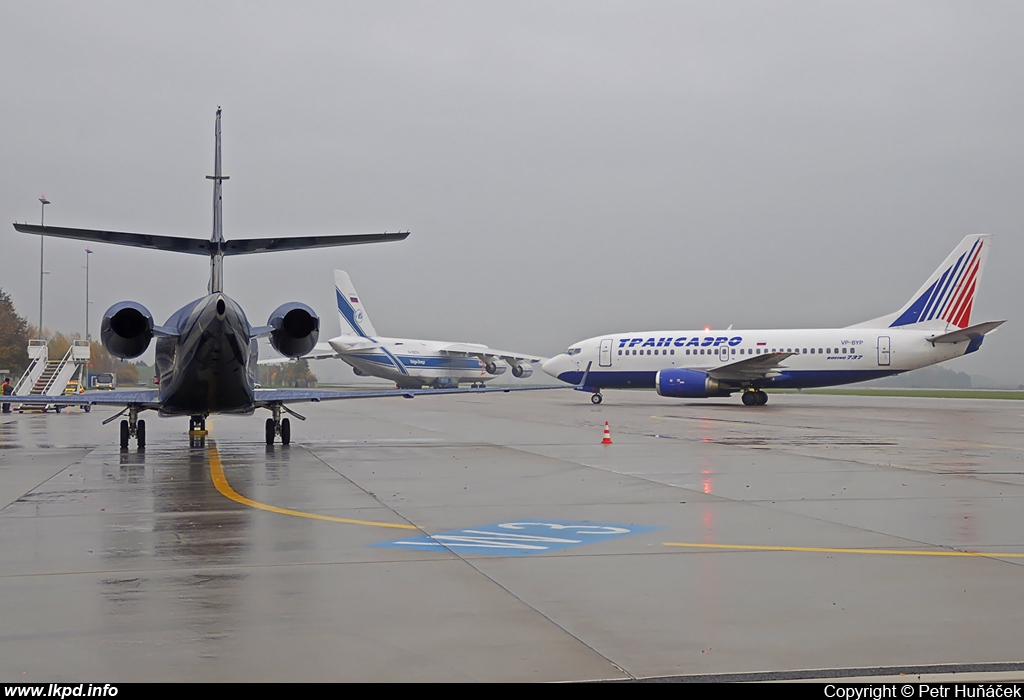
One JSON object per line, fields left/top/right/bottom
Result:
{"left": 543, "top": 235, "right": 1004, "bottom": 405}
{"left": 12, "top": 110, "right": 551, "bottom": 447}
{"left": 269, "top": 270, "right": 544, "bottom": 389}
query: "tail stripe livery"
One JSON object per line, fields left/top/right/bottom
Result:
{"left": 334, "top": 274, "right": 408, "bottom": 375}
{"left": 336, "top": 288, "right": 370, "bottom": 338}
{"left": 922, "top": 239, "right": 978, "bottom": 324}
{"left": 891, "top": 236, "right": 985, "bottom": 329}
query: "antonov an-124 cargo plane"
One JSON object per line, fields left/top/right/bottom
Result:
{"left": 270, "top": 270, "right": 544, "bottom": 389}
{"left": 543, "top": 234, "right": 1004, "bottom": 405}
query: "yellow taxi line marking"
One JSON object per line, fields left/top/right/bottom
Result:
{"left": 663, "top": 542, "right": 1024, "bottom": 557}
{"left": 207, "top": 438, "right": 417, "bottom": 530}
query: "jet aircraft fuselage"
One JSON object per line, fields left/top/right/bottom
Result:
{"left": 154, "top": 293, "right": 258, "bottom": 416}
{"left": 543, "top": 234, "right": 1004, "bottom": 405}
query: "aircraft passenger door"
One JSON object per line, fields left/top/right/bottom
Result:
{"left": 599, "top": 339, "right": 613, "bottom": 367}
{"left": 877, "top": 336, "right": 891, "bottom": 366}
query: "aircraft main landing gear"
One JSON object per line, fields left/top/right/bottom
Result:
{"left": 591, "top": 392, "right": 603, "bottom": 405}
{"left": 265, "top": 404, "right": 291, "bottom": 446}
{"left": 118, "top": 406, "right": 146, "bottom": 449}
{"left": 741, "top": 390, "right": 768, "bottom": 406}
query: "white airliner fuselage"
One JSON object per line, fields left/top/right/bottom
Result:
{"left": 543, "top": 235, "right": 1003, "bottom": 405}
{"left": 290, "top": 271, "right": 543, "bottom": 389}
{"left": 327, "top": 336, "right": 511, "bottom": 389}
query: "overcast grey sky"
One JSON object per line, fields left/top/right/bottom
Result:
{"left": 2, "top": 2, "right": 1021, "bottom": 384}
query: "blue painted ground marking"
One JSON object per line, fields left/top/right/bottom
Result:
{"left": 373, "top": 520, "right": 661, "bottom": 556}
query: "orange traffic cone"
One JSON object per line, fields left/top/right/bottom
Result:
{"left": 601, "top": 421, "right": 613, "bottom": 445}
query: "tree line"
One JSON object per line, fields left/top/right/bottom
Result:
{"left": 0, "top": 288, "right": 145, "bottom": 385}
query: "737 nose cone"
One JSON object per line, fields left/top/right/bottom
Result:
{"left": 542, "top": 356, "right": 565, "bottom": 380}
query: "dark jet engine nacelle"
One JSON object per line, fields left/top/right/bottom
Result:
{"left": 100, "top": 301, "right": 154, "bottom": 359}
{"left": 511, "top": 363, "right": 533, "bottom": 379}
{"left": 656, "top": 368, "right": 732, "bottom": 398}
{"left": 268, "top": 302, "right": 320, "bottom": 358}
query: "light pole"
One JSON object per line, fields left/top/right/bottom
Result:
{"left": 85, "top": 248, "right": 93, "bottom": 340}
{"left": 85, "top": 247, "right": 93, "bottom": 389}
{"left": 38, "top": 196, "right": 50, "bottom": 340}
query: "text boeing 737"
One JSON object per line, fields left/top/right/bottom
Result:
{"left": 284, "top": 270, "right": 544, "bottom": 389}
{"left": 543, "top": 235, "right": 1004, "bottom": 405}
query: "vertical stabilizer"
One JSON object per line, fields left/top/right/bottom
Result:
{"left": 850, "top": 234, "right": 990, "bottom": 330}
{"left": 334, "top": 270, "right": 378, "bottom": 338}
{"left": 205, "top": 107, "right": 230, "bottom": 293}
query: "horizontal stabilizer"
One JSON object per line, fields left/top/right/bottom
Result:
{"left": 328, "top": 336, "right": 378, "bottom": 354}
{"left": 13, "top": 224, "right": 409, "bottom": 256}
{"left": 13, "top": 224, "right": 211, "bottom": 254}
{"left": 928, "top": 320, "right": 1005, "bottom": 344}
{"left": 224, "top": 232, "right": 408, "bottom": 255}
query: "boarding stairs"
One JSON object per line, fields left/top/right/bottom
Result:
{"left": 13, "top": 340, "right": 91, "bottom": 406}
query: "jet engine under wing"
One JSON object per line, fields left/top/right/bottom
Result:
{"left": 706, "top": 352, "right": 795, "bottom": 382}
{"left": 437, "top": 343, "right": 545, "bottom": 363}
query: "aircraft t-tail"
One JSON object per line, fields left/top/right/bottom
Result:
{"left": 12, "top": 110, "right": 551, "bottom": 447}
{"left": 543, "top": 234, "right": 1004, "bottom": 405}
{"left": 264, "top": 270, "right": 544, "bottom": 389}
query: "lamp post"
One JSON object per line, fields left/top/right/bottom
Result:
{"left": 85, "top": 247, "right": 93, "bottom": 389}
{"left": 38, "top": 196, "right": 50, "bottom": 340}
{"left": 85, "top": 247, "right": 93, "bottom": 340}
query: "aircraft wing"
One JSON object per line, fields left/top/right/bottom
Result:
{"left": 253, "top": 384, "right": 562, "bottom": 406}
{"left": 14, "top": 389, "right": 162, "bottom": 409}
{"left": 437, "top": 343, "right": 546, "bottom": 363}
{"left": 706, "top": 352, "right": 795, "bottom": 382}
{"left": 15, "top": 385, "right": 562, "bottom": 410}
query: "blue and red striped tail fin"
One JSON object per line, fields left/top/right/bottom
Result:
{"left": 849, "top": 235, "right": 991, "bottom": 330}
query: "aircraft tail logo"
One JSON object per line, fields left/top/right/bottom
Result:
{"left": 851, "top": 234, "right": 991, "bottom": 330}
{"left": 334, "top": 270, "right": 378, "bottom": 338}
{"left": 889, "top": 235, "right": 988, "bottom": 329}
